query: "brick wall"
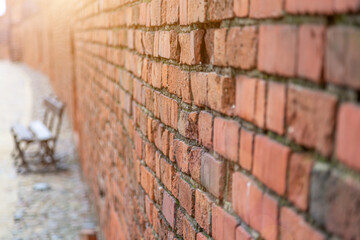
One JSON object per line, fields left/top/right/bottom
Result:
{"left": 6, "top": 0, "right": 360, "bottom": 239}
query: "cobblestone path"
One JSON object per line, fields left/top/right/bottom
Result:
{"left": 0, "top": 61, "right": 99, "bottom": 240}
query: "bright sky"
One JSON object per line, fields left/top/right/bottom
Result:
{"left": 0, "top": 0, "right": 6, "bottom": 16}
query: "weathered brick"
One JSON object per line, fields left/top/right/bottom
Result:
{"left": 297, "top": 25, "right": 325, "bottom": 83}
{"left": 253, "top": 135, "right": 291, "bottom": 195}
{"left": 214, "top": 28, "right": 228, "bottom": 66}
{"left": 201, "top": 153, "right": 226, "bottom": 198}
{"left": 239, "top": 128, "right": 254, "bottom": 171}
{"left": 254, "top": 79, "right": 267, "bottom": 128}
{"left": 167, "top": 65, "right": 191, "bottom": 103}
{"left": 159, "top": 31, "right": 179, "bottom": 60}
{"left": 286, "top": 85, "right": 337, "bottom": 156}
{"left": 195, "top": 189, "right": 211, "bottom": 234}
{"left": 179, "top": 0, "right": 188, "bottom": 25}
{"left": 178, "top": 178, "right": 195, "bottom": 216}
{"left": 266, "top": 82, "right": 286, "bottom": 135}
{"left": 159, "top": 95, "right": 179, "bottom": 129}
{"left": 162, "top": 191, "right": 176, "bottom": 228}
{"left": 334, "top": 0, "right": 360, "bottom": 12}
{"left": 288, "top": 153, "right": 313, "bottom": 211}
{"left": 151, "top": 61, "right": 162, "bottom": 88}
{"left": 226, "top": 27, "right": 258, "bottom": 69}
{"left": 174, "top": 139, "right": 192, "bottom": 174}
{"left": 189, "top": 147, "right": 202, "bottom": 183}
{"left": 151, "top": 0, "right": 162, "bottom": 26}
{"left": 178, "top": 111, "right": 198, "bottom": 140}
{"left": 188, "top": 0, "right": 207, "bottom": 23}
{"left": 160, "top": 157, "right": 175, "bottom": 191}
{"left": 214, "top": 117, "right": 240, "bottom": 162}
{"left": 141, "top": 165, "right": 155, "bottom": 199}
{"left": 281, "top": 207, "right": 325, "bottom": 240}
{"left": 207, "top": 73, "right": 235, "bottom": 114}
{"left": 258, "top": 25, "right": 298, "bottom": 77}
{"left": 179, "top": 30, "right": 205, "bottom": 65}
{"left": 182, "top": 217, "right": 196, "bottom": 240}
{"left": 198, "top": 111, "right": 213, "bottom": 149}
{"left": 145, "top": 142, "right": 156, "bottom": 172}
{"left": 250, "top": 0, "right": 284, "bottom": 18}
{"left": 325, "top": 27, "right": 360, "bottom": 89}
{"left": 166, "top": 0, "right": 179, "bottom": 24}
{"left": 208, "top": 0, "right": 234, "bottom": 21}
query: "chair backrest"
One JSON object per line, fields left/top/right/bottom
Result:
{"left": 43, "top": 96, "right": 66, "bottom": 140}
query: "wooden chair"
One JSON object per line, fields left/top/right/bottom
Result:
{"left": 10, "top": 96, "right": 65, "bottom": 169}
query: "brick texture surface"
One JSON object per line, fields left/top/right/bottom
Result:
{"left": 1, "top": 0, "right": 360, "bottom": 239}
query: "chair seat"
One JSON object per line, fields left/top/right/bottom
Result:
{"left": 29, "top": 121, "right": 53, "bottom": 141}
{"left": 11, "top": 123, "right": 34, "bottom": 141}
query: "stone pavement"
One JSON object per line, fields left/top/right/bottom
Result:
{"left": 0, "top": 61, "right": 99, "bottom": 240}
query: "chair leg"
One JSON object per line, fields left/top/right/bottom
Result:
{"left": 14, "top": 139, "right": 28, "bottom": 169}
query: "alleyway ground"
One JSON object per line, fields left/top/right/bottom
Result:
{"left": 0, "top": 61, "right": 98, "bottom": 240}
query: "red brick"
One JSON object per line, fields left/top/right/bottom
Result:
{"left": 288, "top": 153, "right": 313, "bottom": 210}
{"left": 189, "top": 147, "right": 202, "bottom": 183}
{"left": 179, "top": 30, "right": 205, "bottom": 65}
{"left": 214, "top": 28, "right": 228, "bottom": 66}
{"left": 195, "top": 189, "right": 212, "bottom": 234}
{"left": 166, "top": 0, "right": 179, "bottom": 24}
{"left": 135, "top": 131, "right": 143, "bottom": 159}
{"left": 208, "top": 0, "right": 234, "bottom": 21}
{"left": 280, "top": 207, "right": 325, "bottom": 240}
{"left": 161, "top": 0, "right": 167, "bottom": 24}
{"left": 159, "top": 31, "right": 179, "bottom": 60}
{"left": 286, "top": 85, "right": 337, "bottom": 156}
{"left": 176, "top": 208, "right": 185, "bottom": 236}
{"left": 226, "top": 26, "right": 258, "bottom": 69}
{"left": 266, "top": 82, "right": 286, "bottom": 135}
{"left": 212, "top": 205, "right": 238, "bottom": 240}
{"left": 179, "top": 0, "right": 188, "bottom": 25}
{"left": 145, "top": 195, "right": 154, "bottom": 224}
{"left": 191, "top": 72, "right": 208, "bottom": 107}
{"left": 232, "top": 172, "right": 279, "bottom": 239}
{"left": 159, "top": 94, "right": 179, "bottom": 129}
{"left": 188, "top": 0, "right": 207, "bottom": 23}
{"left": 235, "top": 76, "right": 257, "bottom": 122}
{"left": 325, "top": 27, "right": 360, "bottom": 90}
{"left": 254, "top": 79, "right": 266, "bottom": 128}
{"left": 174, "top": 139, "right": 192, "bottom": 174}
{"left": 178, "top": 178, "right": 195, "bottom": 216}
{"left": 336, "top": 103, "right": 360, "bottom": 171}
{"left": 239, "top": 128, "right": 254, "bottom": 171}
{"left": 214, "top": 117, "right": 240, "bottom": 162}
{"left": 162, "top": 191, "right": 176, "bottom": 228}
{"left": 200, "top": 153, "right": 226, "bottom": 198}
{"left": 178, "top": 111, "right": 198, "bottom": 140}
{"left": 198, "top": 111, "right": 213, "bottom": 149}
{"left": 160, "top": 157, "right": 175, "bottom": 191}
{"left": 258, "top": 25, "right": 298, "bottom": 77}
{"left": 207, "top": 73, "right": 235, "bottom": 114}
{"left": 285, "top": 0, "right": 334, "bottom": 14}
{"left": 154, "top": 32, "right": 160, "bottom": 57}
{"left": 250, "top": 0, "right": 283, "bottom": 18}
{"left": 236, "top": 225, "right": 252, "bottom": 240}
{"left": 233, "top": 0, "right": 249, "bottom": 17}
{"left": 145, "top": 142, "right": 156, "bottom": 172}
{"left": 204, "top": 29, "right": 215, "bottom": 64}
{"left": 167, "top": 65, "right": 191, "bottom": 103}
{"left": 183, "top": 217, "right": 196, "bottom": 240}
{"left": 253, "top": 135, "right": 291, "bottom": 195}
{"left": 150, "top": 62, "right": 161, "bottom": 89}
{"left": 297, "top": 25, "right": 325, "bottom": 83}
{"left": 197, "top": 232, "right": 207, "bottom": 240}
{"left": 334, "top": 0, "right": 360, "bottom": 12}
{"left": 151, "top": 0, "right": 162, "bottom": 26}
{"left": 141, "top": 165, "right": 155, "bottom": 199}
